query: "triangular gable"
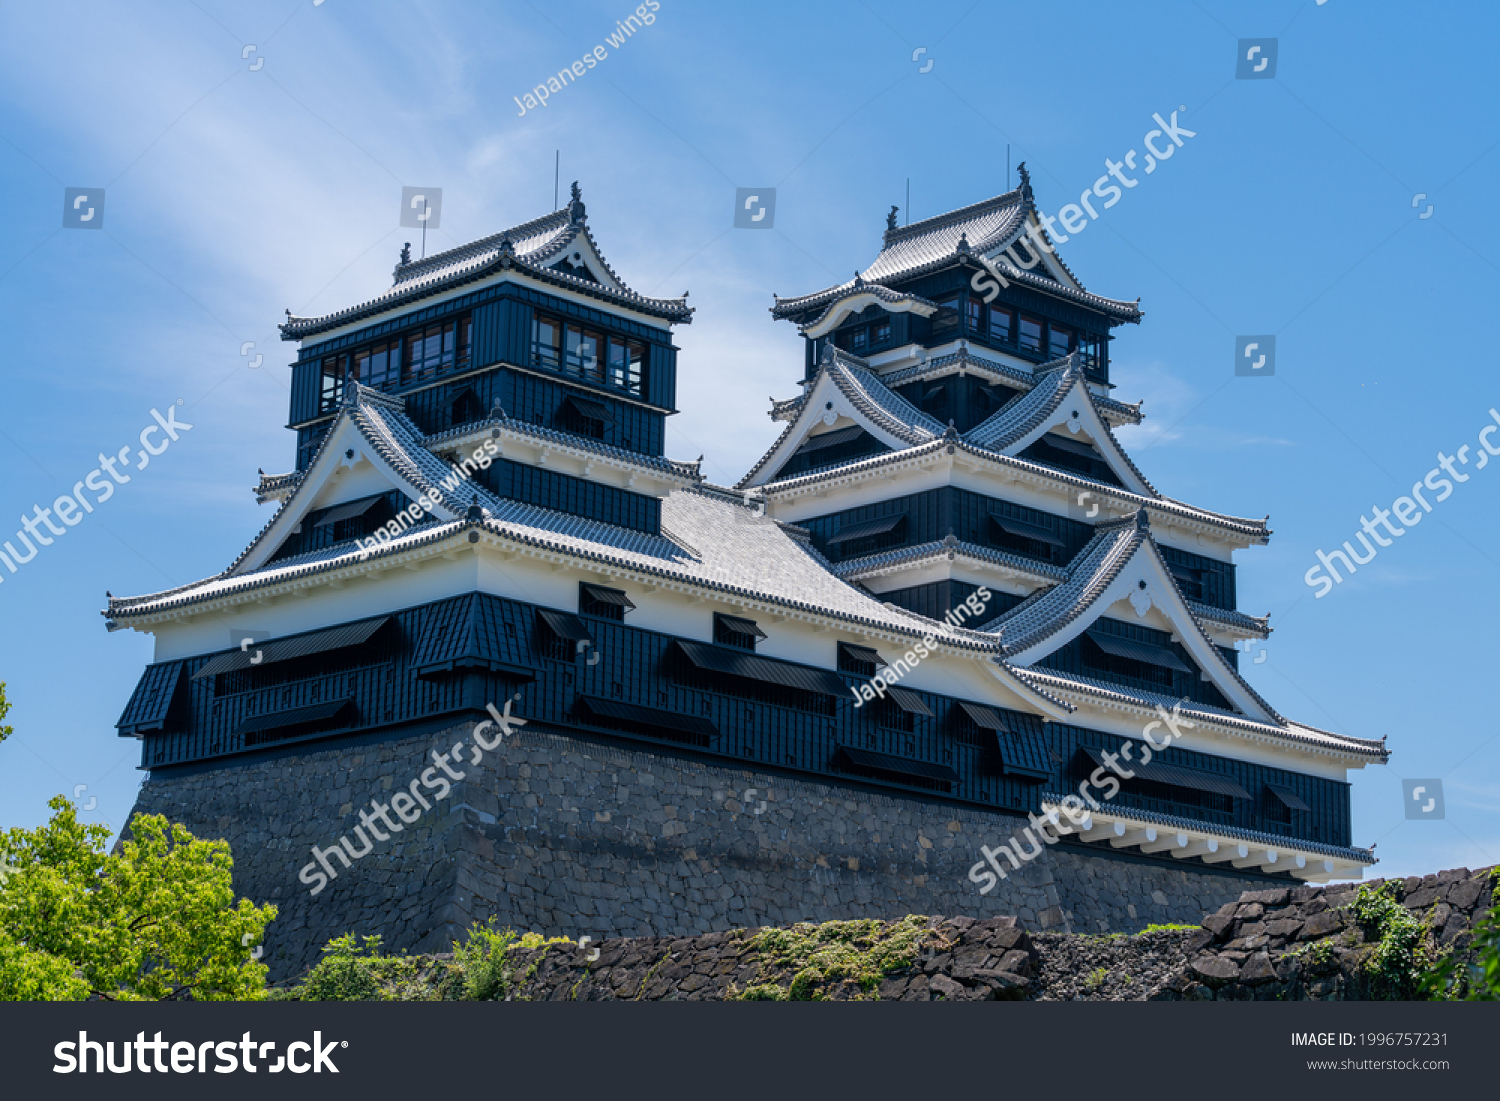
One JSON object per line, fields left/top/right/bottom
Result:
{"left": 996, "top": 513, "right": 1280, "bottom": 724}
{"left": 544, "top": 229, "right": 627, "bottom": 295}
{"left": 739, "top": 347, "right": 946, "bottom": 488}
{"left": 981, "top": 208, "right": 1084, "bottom": 293}
{"left": 966, "top": 356, "right": 1155, "bottom": 497}
{"left": 229, "top": 386, "right": 483, "bottom": 576}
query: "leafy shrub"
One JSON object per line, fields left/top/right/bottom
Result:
{"left": 0, "top": 795, "right": 275, "bottom": 1001}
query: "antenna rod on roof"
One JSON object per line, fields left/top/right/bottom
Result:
{"left": 555, "top": 151, "right": 559, "bottom": 210}
{"left": 905, "top": 178, "right": 909, "bottom": 226}
{"left": 1008, "top": 145, "right": 1011, "bottom": 189}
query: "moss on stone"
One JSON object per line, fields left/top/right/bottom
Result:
{"left": 731, "top": 915, "right": 935, "bottom": 1001}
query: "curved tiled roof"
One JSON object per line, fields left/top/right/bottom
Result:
{"left": 988, "top": 510, "right": 1287, "bottom": 726}
{"left": 798, "top": 282, "right": 939, "bottom": 333}
{"left": 755, "top": 432, "right": 1271, "bottom": 541}
{"left": 991, "top": 518, "right": 1145, "bottom": 655}
{"left": 872, "top": 346, "right": 1143, "bottom": 426}
{"left": 281, "top": 201, "right": 692, "bottom": 339}
{"left": 964, "top": 357, "right": 1078, "bottom": 448}
{"left": 963, "top": 354, "right": 1158, "bottom": 498}
{"left": 424, "top": 413, "right": 702, "bottom": 481}
{"left": 829, "top": 537, "right": 1067, "bottom": 587}
{"left": 254, "top": 469, "right": 303, "bottom": 503}
{"left": 104, "top": 493, "right": 1023, "bottom": 662}
{"left": 749, "top": 347, "right": 1160, "bottom": 502}
{"left": 1188, "top": 600, "right": 1271, "bottom": 639}
{"left": 772, "top": 184, "right": 1140, "bottom": 324}
{"left": 736, "top": 345, "right": 945, "bottom": 488}
{"left": 1019, "top": 666, "right": 1388, "bottom": 762}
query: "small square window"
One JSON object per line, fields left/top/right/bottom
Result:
{"left": 580, "top": 582, "right": 634, "bottom": 621}
{"left": 714, "top": 613, "right": 765, "bottom": 650}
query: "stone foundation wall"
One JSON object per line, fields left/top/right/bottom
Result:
{"left": 1153, "top": 867, "right": 1497, "bottom": 1000}
{"left": 127, "top": 719, "right": 1273, "bottom": 980}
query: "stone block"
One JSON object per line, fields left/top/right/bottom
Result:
{"left": 1190, "top": 956, "right": 1241, "bottom": 986}
{"left": 1240, "top": 953, "right": 1279, "bottom": 985}
{"left": 1299, "top": 910, "right": 1345, "bottom": 940}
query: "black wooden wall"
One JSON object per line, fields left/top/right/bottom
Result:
{"left": 120, "top": 591, "right": 1350, "bottom": 849}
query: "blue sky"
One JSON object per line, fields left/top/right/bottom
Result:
{"left": 0, "top": 0, "right": 1495, "bottom": 883}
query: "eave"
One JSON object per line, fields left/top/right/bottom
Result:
{"left": 1038, "top": 799, "right": 1375, "bottom": 881}
{"left": 1014, "top": 667, "right": 1388, "bottom": 765}
{"left": 757, "top": 437, "right": 1272, "bottom": 547}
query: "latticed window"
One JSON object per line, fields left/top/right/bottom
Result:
{"left": 579, "top": 582, "right": 634, "bottom": 622}
{"left": 714, "top": 613, "right": 765, "bottom": 651}
{"left": 403, "top": 317, "right": 471, "bottom": 383}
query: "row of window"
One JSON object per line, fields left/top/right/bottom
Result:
{"left": 826, "top": 299, "right": 1104, "bottom": 369}
{"left": 554, "top": 587, "right": 891, "bottom": 686}
{"left": 819, "top": 511, "right": 1070, "bottom": 566}
{"left": 832, "top": 317, "right": 892, "bottom": 352}
{"left": 318, "top": 316, "right": 473, "bottom": 412}
{"left": 938, "top": 295, "right": 1103, "bottom": 367}
{"left": 532, "top": 314, "right": 646, "bottom": 396}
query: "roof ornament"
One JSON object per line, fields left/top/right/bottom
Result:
{"left": 956, "top": 231, "right": 971, "bottom": 254}
{"left": 466, "top": 494, "right": 485, "bottom": 522}
{"left": 399, "top": 242, "right": 411, "bottom": 266}
{"left": 886, "top": 205, "right": 899, "bottom": 231}
{"left": 853, "top": 270, "right": 865, "bottom": 288}
{"left": 1134, "top": 507, "right": 1151, "bottom": 532}
{"left": 1016, "top": 161, "right": 1033, "bottom": 201}
{"left": 498, "top": 235, "right": 515, "bottom": 269}
{"left": 489, "top": 397, "right": 509, "bottom": 420}
{"left": 568, "top": 180, "right": 586, "bottom": 224}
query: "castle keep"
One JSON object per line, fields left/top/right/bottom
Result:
{"left": 109, "top": 177, "right": 1386, "bottom": 974}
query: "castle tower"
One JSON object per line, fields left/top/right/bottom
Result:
{"left": 107, "top": 181, "right": 1385, "bottom": 972}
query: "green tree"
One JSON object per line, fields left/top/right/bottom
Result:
{"left": 0, "top": 682, "right": 13, "bottom": 745}
{"left": 0, "top": 796, "right": 276, "bottom": 1001}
